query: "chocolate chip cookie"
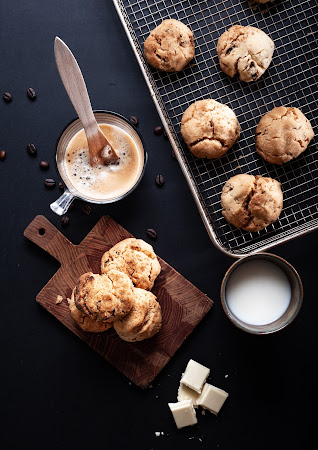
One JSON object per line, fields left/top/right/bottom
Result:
{"left": 74, "top": 270, "right": 134, "bottom": 323}
{"left": 68, "top": 290, "right": 112, "bottom": 333}
{"left": 256, "top": 106, "right": 314, "bottom": 164}
{"left": 221, "top": 174, "right": 283, "bottom": 232}
{"left": 144, "top": 19, "right": 194, "bottom": 72}
{"left": 113, "top": 288, "right": 162, "bottom": 342}
{"left": 217, "top": 25, "right": 274, "bottom": 82}
{"left": 101, "top": 238, "right": 161, "bottom": 291}
{"left": 180, "top": 99, "right": 240, "bottom": 158}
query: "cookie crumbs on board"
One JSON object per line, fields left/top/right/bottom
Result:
{"left": 56, "top": 295, "right": 63, "bottom": 304}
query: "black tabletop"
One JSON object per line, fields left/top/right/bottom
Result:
{"left": 1, "top": 1, "right": 316, "bottom": 449}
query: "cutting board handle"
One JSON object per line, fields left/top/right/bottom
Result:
{"left": 24, "top": 215, "right": 78, "bottom": 265}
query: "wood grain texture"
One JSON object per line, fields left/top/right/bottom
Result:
{"left": 24, "top": 215, "right": 213, "bottom": 388}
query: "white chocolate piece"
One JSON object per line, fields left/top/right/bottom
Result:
{"left": 180, "top": 359, "right": 210, "bottom": 393}
{"left": 197, "top": 383, "right": 229, "bottom": 415}
{"left": 168, "top": 400, "right": 198, "bottom": 429}
{"left": 177, "top": 383, "right": 200, "bottom": 407}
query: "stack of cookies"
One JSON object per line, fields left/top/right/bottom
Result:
{"left": 68, "top": 238, "right": 162, "bottom": 342}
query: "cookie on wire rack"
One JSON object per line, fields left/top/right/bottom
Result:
{"left": 144, "top": 19, "right": 195, "bottom": 72}
{"left": 217, "top": 25, "right": 274, "bottom": 82}
{"left": 180, "top": 99, "right": 240, "bottom": 159}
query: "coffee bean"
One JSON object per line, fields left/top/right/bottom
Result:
{"left": 27, "top": 87, "right": 36, "bottom": 100}
{"left": 27, "top": 143, "right": 37, "bottom": 156}
{"left": 146, "top": 228, "right": 157, "bottom": 240}
{"left": 44, "top": 178, "right": 56, "bottom": 188}
{"left": 3, "top": 92, "right": 12, "bottom": 103}
{"left": 154, "top": 126, "right": 163, "bottom": 136}
{"left": 81, "top": 203, "right": 91, "bottom": 216}
{"left": 58, "top": 181, "right": 64, "bottom": 191}
{"left": 155, "top": 174, "right": 164, "bottom": 186}
{"left": 39, "top": 160, "right": 49, "bottom": 170}
{"left": 129, "top": 115, "right": 138, "bottom": 126}
{"left": 61, "top": 216, "right": 70, "bottom": 228}
{"left": 0, "top": 150, "right": 6, "bottom": 161}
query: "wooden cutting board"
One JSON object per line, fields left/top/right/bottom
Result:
{"left": 24, "top": 215, "right": 213, "bottom": 388}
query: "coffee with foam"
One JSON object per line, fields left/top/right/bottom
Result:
{"left": 65, "top": 124, "right": 142, "bottom": 201}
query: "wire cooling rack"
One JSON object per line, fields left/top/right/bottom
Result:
{"left": 113, "top": 0, "right": 318, "bottom": 257}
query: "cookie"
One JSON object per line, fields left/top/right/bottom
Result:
{"left": 68, "top": 290, "right": 112, "bottom": 333}
{"left": 180, "top": 99, "right": 240, "bottom": 158}
{"left": 144, "top": 19, "right": 194, "bottom": 72}
{"left": 113, "top": 288, "right": 162, "bottom": 342}
{"left": 101, "top": 238, "right": 161, "bottom": 291}
{"left": 217, "top": 25, "right": 274, "bottom": 82}
{"left": 256, "top": 106, "right": 314, "bottom": 164}
{"left": 221, "top": 174, "right": 283, "bottom": 232}
{"left": 74, "top": 270, "right": 133, "bottom": 323}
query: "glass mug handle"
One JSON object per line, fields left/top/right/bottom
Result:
{"left": 50, "top": 189, "right": 75, "bottom": 216}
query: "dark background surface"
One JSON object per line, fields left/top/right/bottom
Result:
{"left": 0, "top": 1, "right": 316, "bottom": 449}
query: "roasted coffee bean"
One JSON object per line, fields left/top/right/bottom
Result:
{"left": 146, "top": 228, "right": 157, "bottom": 240}
{"left": 154, "top": 126, "right": 163, "bottom": 136}
{"left": 129, "top": 115, "right": 138, "bottom": 126}
{"left": 155, "top": 174, "right": 164, "bottom": 186}
{"left": 27, "top": 87, "right": 36, "bottom": 100}
{"left": 3, "top": 92, "right": 12, "bottom": 103}
{"left": 81, "top": 203, "right": 92, "bottom": 216}
{"left": 0, "top": 150, "right": 6, "bottom": 161}
{"left": 44, "top": 178, "right": 56, "bottom": 188}
{"left": 27, "top": 143, "right": 37, "bottom": 156}
{"left": 39, "top": 160, "right": 49, "bottom": 170}
{"left": 61, "top": 216, "right": 70, "bottom": 228}
{"left": 58, "top": 181, "right": 64, "bottom": 191}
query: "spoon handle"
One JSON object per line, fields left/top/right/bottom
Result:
{"left": 54, "top": 36, "right": 98, "bottom": 137}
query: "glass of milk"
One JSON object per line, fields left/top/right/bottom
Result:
{"left": 221, "top": 253, "right": 303, "bottom": 334}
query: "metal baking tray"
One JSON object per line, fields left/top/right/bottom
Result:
{"left": 113, "top": 0, "right": 318, "bottom": 257}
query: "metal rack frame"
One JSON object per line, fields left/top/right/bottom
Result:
{"left": 113, "top": 0, "right": 318, "bottom": 257}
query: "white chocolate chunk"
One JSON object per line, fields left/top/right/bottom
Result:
{"left": 177, "top": 383, "right": 200, "bottom": 407}
{"left": 180, "top": 359, "right": 210, "bottom": 393}
{"left": 197, "top": 383, "right": 229, "bottom": 415}
{"left": 168, "top": 400, "right": 197, "bottom": 429}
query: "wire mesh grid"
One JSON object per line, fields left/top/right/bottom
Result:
{"left": 114, "top": 0, "right": 318, "bottom": 256}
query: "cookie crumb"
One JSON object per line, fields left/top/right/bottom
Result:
{"left": 56, "top": 295, "right": 63, "bottom": 304}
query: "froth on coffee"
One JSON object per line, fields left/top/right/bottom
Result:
{"left": 64, "top": 124, "right": 143, "bottom": 201}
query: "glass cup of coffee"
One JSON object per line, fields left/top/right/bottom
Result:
{"left": 50, "top": 111, "right": 147, "bottom": 215}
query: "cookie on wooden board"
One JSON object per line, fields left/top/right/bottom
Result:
{"left": 101, "top": 238, "right": 161, "bottom": 291}
{"left": 68, "top": 289, "right": 112, "bottom": 333}
{"left": 74, "top": 270, "right": 133, "bottom": 323}
{"left": 114, "top": 288, "right": 162, "bottom": 342}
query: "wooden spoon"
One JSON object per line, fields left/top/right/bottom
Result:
{"left": 54, "top": 37, "right": 118, "bottom": 166}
